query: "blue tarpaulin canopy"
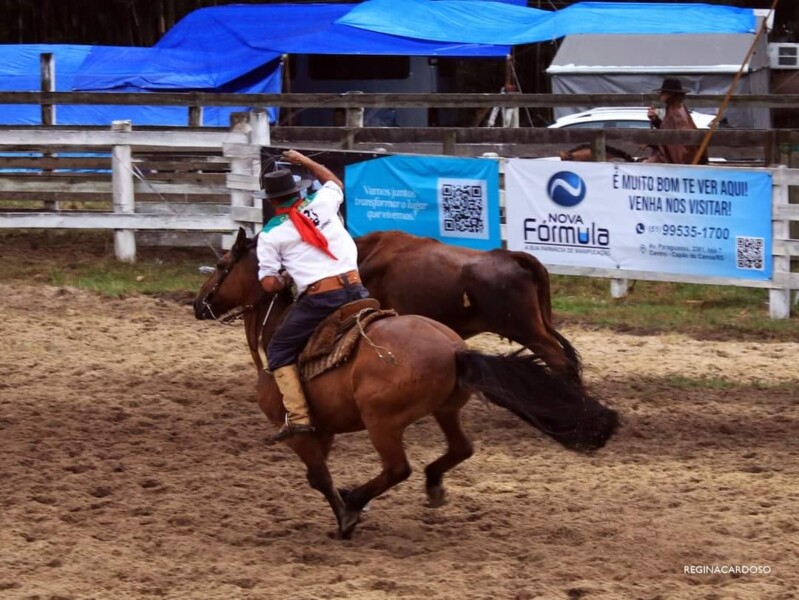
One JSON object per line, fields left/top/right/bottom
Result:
{"left": 1, "top": 2, "right": 759, "bottom": 127}
{"left": 70, "top": 3, "right": 509, "bottom": 125}
{"left": 0, "top": 44, "right": 281, "bottom": 126}
{"left": 338, "top": 1, "right": 757, "bottom": 45}
{"left": 151, "top": 3, "right": 509, "bottom": 58}
{"left": 75, "top": 3, "right": 509, "bottom": 94}
{"left": 73, "top": 46, "right": 282, "bottom": 92}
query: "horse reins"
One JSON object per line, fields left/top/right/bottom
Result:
{"left": 200, "top": 263, "right": 234, "bottom": 322}
{"left": 200, "top": 240, "right": 261, "bottom": 325}
{"left": 200, "top": 242, "right": 279, "bottom": 370}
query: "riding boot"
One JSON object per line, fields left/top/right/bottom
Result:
{"left": 270, "top": 364, "right": 315, "bottom": 442}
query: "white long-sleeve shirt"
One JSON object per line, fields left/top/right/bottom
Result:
{"left": 256, "top": 181, "right": 358, "bottom": 295}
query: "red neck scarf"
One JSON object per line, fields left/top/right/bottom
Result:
{"left": 275, "top": 197, "right": 338, "bottom": 260}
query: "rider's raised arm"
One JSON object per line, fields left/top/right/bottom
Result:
{"left": 283, "top": 149, "right": 343, "bottom": 190}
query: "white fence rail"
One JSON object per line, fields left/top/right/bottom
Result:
{"left": 0, "top": 112, "right": 269, "bottom": 255}
{"left": 0, "top": 113, "right": 796, "bottom": 318}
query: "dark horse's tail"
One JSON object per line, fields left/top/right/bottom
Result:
{"left": 455, "top": 350, "right": 618, "bottom": 451}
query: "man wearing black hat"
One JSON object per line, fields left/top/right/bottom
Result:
{"left": 645, "top": 77, "right": 708, "bottom": 165}
{"left": 255, "top": 149, "right": 368, "bottom": 441}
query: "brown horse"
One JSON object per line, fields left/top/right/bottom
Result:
{"left": 357, "top": 231, "right": 582, "bottom": 383}
{"left": 194, "top": 228, "right": 619, "bottom": 539}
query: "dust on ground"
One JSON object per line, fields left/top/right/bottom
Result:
{"left": 1, "top": 284, "right": 797, "bottom": 599}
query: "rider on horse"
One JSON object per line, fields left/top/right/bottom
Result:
{"left": 255, "top": 150, "right": 369, "bottom": 442}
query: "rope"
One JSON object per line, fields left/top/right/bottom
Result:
{"left": 692, "top": 0, "right": 779, "bottom": 165}
{"left": 355, "top": 309, "right": 397, "bottom": 365}
{"left": 129, "top": 162, "right": 169, "bottom": 204}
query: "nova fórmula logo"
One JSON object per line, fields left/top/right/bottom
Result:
{"left": 547, "top": 171, "right": 586, "bottom": 207}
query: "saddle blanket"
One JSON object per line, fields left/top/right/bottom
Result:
{"left": 298, "top": 299, "right": 396, "bottom": 381}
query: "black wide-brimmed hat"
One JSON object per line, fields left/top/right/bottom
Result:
{"left": 254, "top": 169, "right": 311, "bottom": 200}
{"left": 654, "top": 78, "right": 688, "bottom": 95}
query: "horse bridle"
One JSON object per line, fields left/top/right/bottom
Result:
{"left": 200, "top": 251, "right": 259, "bottom": 325}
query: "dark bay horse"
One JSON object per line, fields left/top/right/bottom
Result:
{"left": 356, "top": 231, "right": 582, "bottom": 383}
{"left": 559, "top": 143, "right": 636, "bottom": 162}
{"left": 194, "top": 228, "right": 619, "bottom": 539}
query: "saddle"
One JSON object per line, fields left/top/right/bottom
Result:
{"left": 298, "top": 298, "right": 397, "bottom": 381}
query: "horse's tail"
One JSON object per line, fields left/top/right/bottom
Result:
{"left": 507, "top": 251, "right": 583, "bottom": 375}
{"left": 455, "top": 350, "right": 618, "bottom": 451}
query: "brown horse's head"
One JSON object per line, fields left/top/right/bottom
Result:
{"left": 194, "top": 227, "right": 260, "bottom": 321}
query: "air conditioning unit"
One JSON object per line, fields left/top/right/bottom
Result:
{"left": 768, "top": 43, "right": 799, "bottom": 69}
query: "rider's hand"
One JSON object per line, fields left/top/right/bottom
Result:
{"left": 278, "top": 270, "right": 294, "bottom": 289}
{"left": 282, "top": 149, "right": 307, "bottom": 166}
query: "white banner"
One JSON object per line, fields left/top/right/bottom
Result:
{"left": 505, "top": 160, "right": 773, "bottom": 281}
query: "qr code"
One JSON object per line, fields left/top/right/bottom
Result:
{"left": 437, "top": 178, "right": 489, "bottom": 240}
{"left": 736, "top": 236, "right": 764, "bottom": 270}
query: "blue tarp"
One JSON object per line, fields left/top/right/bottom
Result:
{"left": 73, "top": 46, "right": 282, "bottom": 92}
{"left": 73, "top": 2, "right": 519, "bottom": 95}
{"left": 4, "top": 1, "right": 756, "bottom": 127}
{"left": 338, "top": 1, "right": 757, "bottom": 45}
{"left": 70, "top": 3, "right": 508, "bottom": 124}
{"left": 151, "top": 3, "right": 509, "bottom": 58}
{"left": 0, "top": 44, "right": 282, "bottom": 126}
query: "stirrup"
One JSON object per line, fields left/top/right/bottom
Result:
{"left": 269, "top": 415, "right": 315, "bottom": 442}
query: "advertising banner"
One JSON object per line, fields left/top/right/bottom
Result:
{"left": 345, "top": 155, "right": 501, "bottom": 250}
{"left": 505, "top": 160, "right": 773, "bottom": 281}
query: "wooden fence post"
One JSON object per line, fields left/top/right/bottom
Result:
{"left": 226, "top": 112, "right": 260, "bottom": 241}
{"left": 188, "top": 105, "right": 203, "bottom": 127}
{"left": 442, "top": 130, "right": 457, "bottom": 155}
{"left": 344, "top": 107, "right": 363, "bottom": 150}
{"left": 770, "top": 165, "right": 792, "bottom": 319}
{"left": 111, "top": 120, "right": 136, "bottom": 262}
{"left": 249, "top": 108, "right": 271, "bottom": 146}
{"left": 40, "top": 53, "right": 58, "bottom": 211}
{"left": 40, "top": 53, "right": 55, "bottom": 126}
{"left": 591, "top": 130, "right": 607, "bottom": 162}
{"left": 249, "top": 109, "right": 271, "bottom": 230}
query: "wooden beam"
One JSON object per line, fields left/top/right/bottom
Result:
{"left": 0, "top": 129, "right": 248, "bottom": 149}
{"left": 0, "top": 157, "right": 110, "bottom": 170}
{"left": 0, "top": 178, "right": 227, "bottom": 195}
{"left": 230, "top": 205, "right": 263, "bottom": 224}
{"left": 0, "top": 212, "right": 234, "bottom": 230}
{"left": 270, "top": 126, "right": 771, "bottom": 146}
{"left": 0, "top": 127, "right": 776, "bottom": 155}
{"left": 1, "top": 91, "right": 799, "bottom": 109}
{"left": 135, "top": 202, "right": 230, "bottom": 215}
{"left": 774, "top": 239, "right": 799, "bottom": 257}
{"left": 138, "top": 231, "right": 223, "bottom": 248}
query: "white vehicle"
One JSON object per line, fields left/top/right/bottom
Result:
{"left": 548, "top": 107, "right": 718, "bottom": 130}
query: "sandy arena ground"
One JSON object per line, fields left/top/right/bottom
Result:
{"left": 1, "top": 283, "right": 797, "bottom": 600}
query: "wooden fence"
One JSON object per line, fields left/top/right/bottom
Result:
{"left": 0, "top": 111, "right": 272, "bottom": 255}
{"left": 0, "top": 97, "right": 797, "bottom": 317}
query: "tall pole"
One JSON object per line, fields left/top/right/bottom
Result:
{"left": 692, "top": 0, "right": 779, "bottom": 165}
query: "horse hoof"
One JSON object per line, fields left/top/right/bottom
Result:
{"left": 338, "top": 509, "right": 361, "bottom": 539}
{"left": 426, "top": 485, "right": 447, "bottom": 508}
